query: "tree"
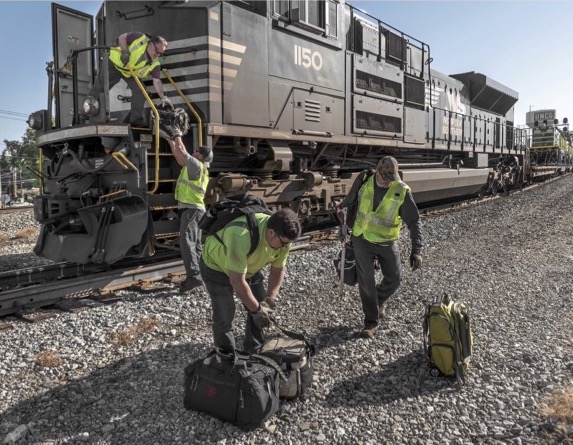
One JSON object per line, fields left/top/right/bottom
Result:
{"left": 1, "top": 128, "right": 40, "bottom": 197}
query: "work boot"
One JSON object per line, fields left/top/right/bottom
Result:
{"left": 359, "top": 327, "right": 377, "bottom": 339}
{"left": 180, "top": 277, "right": 204, "bottom": 294}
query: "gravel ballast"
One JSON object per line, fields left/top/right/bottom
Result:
{"left": 1, "top": 177, "right": 572, "bottom": 445}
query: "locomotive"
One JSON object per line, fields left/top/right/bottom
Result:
{"left": 27, "top": 0, "right": 572, "bottom": 265}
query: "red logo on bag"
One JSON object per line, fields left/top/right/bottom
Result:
{"left": 205, "top": 385, "right": 217, "bottom": 398}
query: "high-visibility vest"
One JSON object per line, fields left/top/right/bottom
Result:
{"left": 109, "top": 34, "right": 159, "bottom": 79}
{"left": 352, "top": 175, "right": 409, "bottom": 243}
{"left": 175, "top": 161, "right": 209, "bottom": 207}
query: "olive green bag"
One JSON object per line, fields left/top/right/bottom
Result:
{"left": 423, "top": 293, "right": 473, "bottom": 385}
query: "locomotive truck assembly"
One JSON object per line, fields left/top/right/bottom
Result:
{"left": 27, "top": 0, "right": 572, "bottom": 265}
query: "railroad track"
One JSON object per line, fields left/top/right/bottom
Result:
{"left": 0, "top": 205, "right": 33, "bottom": 213}
{"left": 1, "top": 174, "right": 569, "bottom": 322}
{"left": 0, "top": 232, "right": 319, "bottom": 321}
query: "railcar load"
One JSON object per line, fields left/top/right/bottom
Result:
{"left": 27, "top": 0, "right": 572, "bottom": 265}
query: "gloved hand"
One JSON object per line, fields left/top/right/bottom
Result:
{"left": 262, "top": 297, "right": 277, "bottom": 310}
{"left": 251, "top": 301, "right": 273, "bottom": 330}
{"left": 161, "top": 96, "right": 174, "bottom": 110}
{"left": 120, "top": 50, "right": 130, "bottom": 66}
{"left": 335, "top": 205, "right": 347, "bottom": 225}
{"left": 410, "top": 253, "right": 422, "bottom": 271}
{"left": 339, "top": 224, "right": 350, "bottom": 242}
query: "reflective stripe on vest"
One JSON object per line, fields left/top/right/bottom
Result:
{"left": 175, "top": 162, "right": 209, "bottom": 206}
{"left": 109, "top": 35, "right": 159, "bottom": 79}
{"left": 352, "top": 176, "right": 409, "bottom": 243}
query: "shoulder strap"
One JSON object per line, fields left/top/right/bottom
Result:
{"left": 214, "top": 217, "right": 260, "bottom": 256}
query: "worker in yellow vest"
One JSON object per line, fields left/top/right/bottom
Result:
{"left": 338, "top": 156, "right": 422, "bottom": 339}
{"left": 89, "top": 32, "right": 172, "bottom": 126}
{"left": 164, "top": 126, "right": 213, "bottom": 293}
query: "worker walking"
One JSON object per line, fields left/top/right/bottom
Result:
{"left": 338, "top": 156, "right": 422, "bottom": 338}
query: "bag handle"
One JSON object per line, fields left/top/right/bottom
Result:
{"left": 251, "top": 354, "right": 288, "bottom": 381}
{"left": 206, "top": 348, "right": 288, "bottom": 381}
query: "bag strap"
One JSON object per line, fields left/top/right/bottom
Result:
{"left": 214, "top": 218, "right": 259, "bottom": 257}
{"left": 270, "top": 318, "right": 315, "bottom": 356}
{"left": 251, "top": 354, "right": 288, "bottom": 381}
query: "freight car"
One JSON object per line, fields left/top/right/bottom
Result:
{"left": 27, "top": 0, "right": 572, "bottom": 265}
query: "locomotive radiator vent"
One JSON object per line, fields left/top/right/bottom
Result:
{"left": 304, "top": 100, "right": 321, "bottom": 123}
{"left": 356, "top": 70, "right": 402, "bottom": 99}
{"left": 356, "top": 111, "right": 402, "bottom": 133}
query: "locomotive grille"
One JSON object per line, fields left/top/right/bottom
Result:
{"left": 356, "top": 70, "right": 402, "bottom": 99}
{"left": 405, "top": 75, "right": 425, "bottom": 108}
{"left": 386, "top": 32, "right": 407, "bottom": 64}
{"left": 356, "top": 111, "right": 402, "bottom": 133}
{"left": 304, "top": 100, "right": 321, "bottom": 122}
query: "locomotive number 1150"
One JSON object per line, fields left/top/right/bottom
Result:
{"left": 294, "top": 45, "right": 323, "bottom": 71}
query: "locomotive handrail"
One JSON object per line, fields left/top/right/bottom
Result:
{"left": 112, "top": 152, "right": 140, "bottom": 187}
{"left": 162, "top": 68, "right": 203, "bottom": 147}
{"left": 124, "top": 62, "right": 161, "bottom": 194}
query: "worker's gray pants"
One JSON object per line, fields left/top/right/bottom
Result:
{"left": 352, "top": 235, "right": 402, "bottom": 329}
{"left": 179, "top": 207, "right": 205, "bottom": 280}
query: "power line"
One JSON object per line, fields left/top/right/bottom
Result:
{"left": 0, "top": 109, "right": 29, "bottom": 117}
{"left": 0, "top": 115, "right": 27, "bottom": 122}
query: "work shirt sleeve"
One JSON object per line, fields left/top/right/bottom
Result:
{"left": 183, "top": 155, "right": 202, "bottom": 180}
{"left": 340, "top": 170, "right": 369, "bottom": 208}
{"left": 399, "top": 190, "right": 422, "bottom": 255}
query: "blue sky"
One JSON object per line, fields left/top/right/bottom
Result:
{"left": 1, "top": 1, "right": 572, "bottom": 152}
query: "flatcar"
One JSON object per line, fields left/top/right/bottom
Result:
{"left": 27, "top": 0, "right": 572, "bottom": 265}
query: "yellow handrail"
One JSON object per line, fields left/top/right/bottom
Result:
{"left": 128, "top": 66, "right": 161, "bottom": 194}
{"left": 162, "top": 68, "right": 203, "bottom": 147}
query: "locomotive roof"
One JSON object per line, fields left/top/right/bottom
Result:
{"left": 450, "top": 71, "right": 519, "bottom": 116}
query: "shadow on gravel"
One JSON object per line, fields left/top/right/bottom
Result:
{"left": 1, "top": 342, "right": 261, "bottom": 444}
{"left": 324, "top": 349, "right": 457, "bottom": 407}
{"left": 311, "top": 325, "right": 358, "bottom": 352}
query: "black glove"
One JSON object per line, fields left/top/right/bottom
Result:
{"left": 120, "top": 50, "right": 130, "bottom": 66}
{"left": 251, "top": 301, "right": 273, "bottom": 330}
{"left": 410, "top": 253, "right": 422, "bottom": 271}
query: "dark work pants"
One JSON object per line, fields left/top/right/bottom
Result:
{"left": 179, "top": 207, "right": 205, "bottom": 281}
{"left": 199, "top": 259, "right": 266, "bottom": 353}
{"left": 352, "top": 235, "right": 402, "bottom": 329}
{"left": 89, "top": 64, "right": 148, "bottom": 125}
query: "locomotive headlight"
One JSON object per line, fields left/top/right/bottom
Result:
{"left": 27, "top": 111, "right": 44, "bottom": 130}
{"left": 82, "top": 96, "right": 99, "bottom": 116}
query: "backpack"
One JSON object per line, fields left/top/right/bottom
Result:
{"left": 183, "top": 349, "right": 285, "bottom": 430}
{"left": 198, "top": 194, "right": 272, "bottom": 255}
{"left": 423, "top": 293, "right": 473, "bottom": 385}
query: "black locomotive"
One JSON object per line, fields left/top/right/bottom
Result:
{"left": 27, "top": 1, "right": 572, "bottom": 265}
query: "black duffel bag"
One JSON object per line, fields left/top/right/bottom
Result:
{"left": 183, "top": 349, "right": 285, "bottom": 430}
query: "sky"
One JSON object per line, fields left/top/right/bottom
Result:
{"left": 1, "top": 0, "right": 572, "bottom": 153}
